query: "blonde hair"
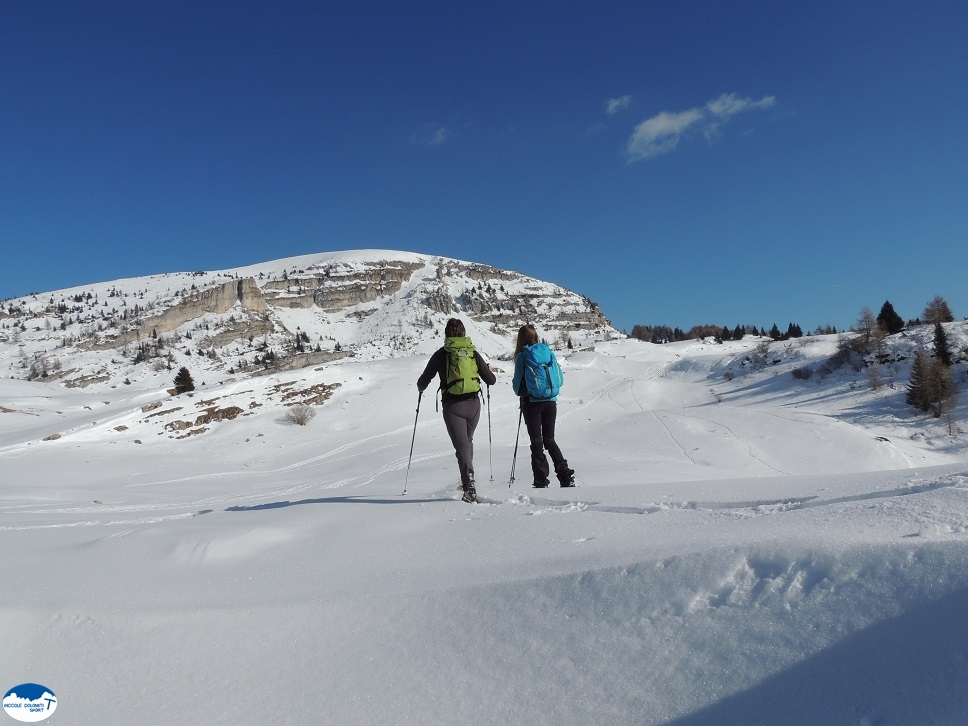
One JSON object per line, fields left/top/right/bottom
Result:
{"left": 514, "top": 324, "right": 538, "bottom": 358}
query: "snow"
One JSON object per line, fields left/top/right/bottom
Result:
{"left": 1, "top": 249, "right": 608, "bottom": 392}
{"left": 2, "top": 323, "right": 968, "bottom": 724}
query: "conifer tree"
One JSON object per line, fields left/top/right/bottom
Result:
{"left": 933, "top": 321, "right": 954, "bottom": 367}
{"left": 173, "top": 367, "right": 195, "bottom": 394}
{"left": 905, "top": 351, "right": 931, "bottom": 412}
{"left": 925, "top": 357, "right": 956, "bottom": 418}
{"left": 876, "top": 301, "right": 904, "bottom": 334}
{"left": 907, "top": 349, "right": 957, "bottom": 417}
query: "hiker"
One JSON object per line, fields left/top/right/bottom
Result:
{"left": 417, "top": 318, "right": 496, "bottom": 502}
{"left": 512, "top": 324, "right": 575, "bottom": 488}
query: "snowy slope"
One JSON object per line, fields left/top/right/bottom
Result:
{"left": 3, "top": 322, "right": 968, "bottom": 725}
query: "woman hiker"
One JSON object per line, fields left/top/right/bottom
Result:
{"left": 512, "top": 324, "right": 575, "bottom": 488}
{"left": 417, "top": 318, "right": 496, "bottom": 502}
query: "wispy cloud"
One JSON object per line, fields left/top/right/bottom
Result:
{"left": 626, "top": 109, "right": 703, "bottom": 160}
{"left": 625, "top": 93, "right": 776, "bottom": 162}
{"left": 605, "top": 95, "right": 632, "bottom": 115}
{"left": 410, "top": 123, "right": 450, "bottom": 146}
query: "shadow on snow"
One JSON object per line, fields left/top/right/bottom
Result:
{"left": 225, "top": 495, "right": 445, "bottom": 511}
{"left": 663, "top": 584, "right": 968, "bottom": 726}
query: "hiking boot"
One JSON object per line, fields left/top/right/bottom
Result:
{"left": 557, "top": 466, "right": 576, "bottom": 487}
{"left": 533, "top": 479, "right": 549, "bottom": 488}
{"left": 462, "top": 484, "right": 477, "bottom": 503}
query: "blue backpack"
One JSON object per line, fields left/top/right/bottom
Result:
{"left": 521, "top": 343, "right": 563, "bottom": 400}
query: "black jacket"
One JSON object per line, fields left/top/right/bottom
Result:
{"left": 417, "top": 346, "right": 496, "bottom": 403}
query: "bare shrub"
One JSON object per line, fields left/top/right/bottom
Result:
{"left": 284, "top": 404, "right": 316, "bottom": 426}
{"left": 791, "top": 366, "right": 813, "bottom": 381}
{"left": 749, "top": 341, "right": 771, "bottom": 370}
{"left": 867, "top": 364, "right": 883, "bottom": 391}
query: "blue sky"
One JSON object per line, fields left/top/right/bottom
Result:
{"left": 2, "top": 1, "right": 966, "bottom": 333}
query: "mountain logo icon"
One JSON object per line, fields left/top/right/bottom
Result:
{"left": 3, "top": 684, "right": 57, "bottom": 723}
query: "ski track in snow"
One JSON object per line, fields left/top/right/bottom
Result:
{"left": 661, "top": 408, "right": 790, "bottom": 475}
{"left": 8, "top": 471, "right": 965, "bottom": 532}
{"left": 650, "top": 409, "right": 700, "bottom": 467}
{"left": 512, "top": 473, "right": 968, "bottom": 518}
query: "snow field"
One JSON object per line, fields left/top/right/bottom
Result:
{"left": 2, "top": 335, "right": 968, "bottom": 724}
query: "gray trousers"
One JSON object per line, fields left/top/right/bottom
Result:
{"left": 442, "top": 396, "right": 481, "bottom": 486}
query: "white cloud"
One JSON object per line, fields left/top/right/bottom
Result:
{"left": 605, "top": 95, "right": 632, "bottom": 115}
{"left": 626, "top": 109, "right": 703, "bottom": 160}
{"left": 410, "top": 124, "right": 450, "bottom": 146}
{"left": 706, "top": 92, "right": 776, "bottom": 118}
{"left": 625, "top": 93, "right": 776, "bottom": 162}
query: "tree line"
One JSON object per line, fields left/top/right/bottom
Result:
{"left": 630, "top": 322, "right": 816, "bottom": 345}
{"left": 630, "top": 296, "right": 960, "bottom": 346}
{"left": 633, "top": 295, "right": 963, "bottom": 421}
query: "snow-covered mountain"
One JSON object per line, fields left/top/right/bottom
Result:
{"left": 0, "top": 249, "right": 616, "bottom": 391}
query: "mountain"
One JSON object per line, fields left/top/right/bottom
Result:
{"left": 0, "top": 250, "right": 616, "bottom": 391}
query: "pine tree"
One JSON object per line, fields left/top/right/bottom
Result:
{"left": 173, "top": 367, "right": 195, "bottom": 394}
{"left": 906, "top": 351, "right": 931, "bottom": 412}
{"left": 933, "top": 321, "right": 954, "bottom": 367}
{"left": 907, "top": 349, "right": 957, "bottom": 417}
{"left": 876, "top": 301, "right": 904, "bottom": 334}
{"left": 924, "top": 357, "right": 956, "bottom": 418}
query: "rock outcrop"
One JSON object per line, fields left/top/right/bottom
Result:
{"left": 1, "top": 250, "right": 618, "bottom": 390}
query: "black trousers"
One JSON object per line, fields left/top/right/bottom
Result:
{"left": 521, "top": 400, "right": 567, "bottom": 484}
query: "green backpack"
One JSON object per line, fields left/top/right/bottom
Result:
{"left": 442, "top": 336, "right": 481, "bottom": 396}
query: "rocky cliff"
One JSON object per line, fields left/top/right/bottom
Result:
{"left": 1, "top": 250, "right": 618, "bottom": 389}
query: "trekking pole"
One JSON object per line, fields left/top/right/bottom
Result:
{"left": 486, "top": 385, "right": 494, "bottom": 483}
{"left": 509, "top": 408, "right": 522, "bottom": 488}
{"left": 403, "top": 390, "right": 423, "bottom": 495}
